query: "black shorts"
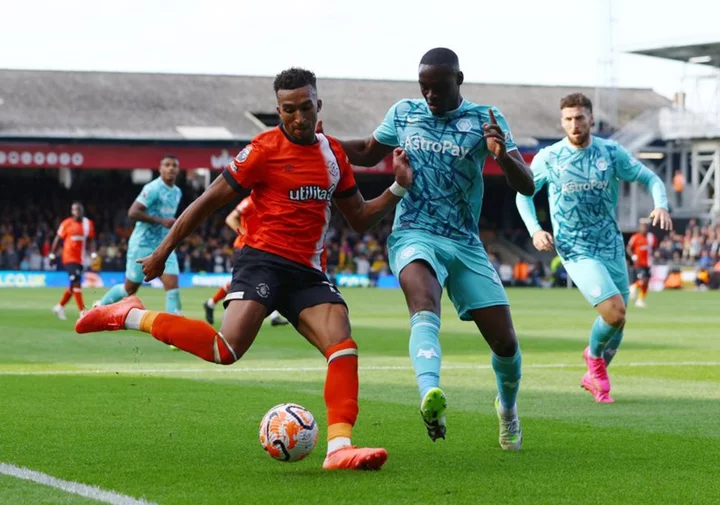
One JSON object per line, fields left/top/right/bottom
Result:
{"left": 634, "top": 266, "right": 651, "bottom": 281}
{"left": 232, "top": 249, "right": 244, "bottom": 265}
{"left": 223, "top": 246, "right": 347, "bottom": 326}
{"left": 64, "top": 263, "right": 83, "bottom": 285}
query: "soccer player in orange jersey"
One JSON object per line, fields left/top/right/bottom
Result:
{"left": 627, "top": 218, "right": 657, "bottom": 308}
{"left": 50, "top": 202, "right": 96, "bottom": 320}
{"left": 77, "top": 68, "right": 413, "bottom": 470}
{"left": 203, "top": 195, "right": 288, "bottom": 326}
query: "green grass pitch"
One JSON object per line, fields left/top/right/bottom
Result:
{"left": 1, "top": 286, "right": 719, "bottom": 504}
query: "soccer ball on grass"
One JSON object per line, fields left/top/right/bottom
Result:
{"left": 259, "top": 403, "right": 318, "bottom": 462}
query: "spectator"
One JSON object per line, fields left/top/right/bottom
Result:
{"left": 28, "top": 245, "right": 43, "bottom": 271}
{"left": 354, "top": 254, "right": 371, "bottom": 276}
{"left": 673, "top": 170, "right": 685, "bottom": 208}
{"left": 697, "top": 250, "right": 713, "bottom": 270}
{"left": 513, "top": 259, "right": 530, "bottom": 287}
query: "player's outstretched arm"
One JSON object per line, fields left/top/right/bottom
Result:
{"left": 637, "top": 169, "right": 673, "bottom": 231}
{"left": 139, "top": 176, "right": 237, "bottom": 281}
{"left": 334, "top": 148, "right": 412, "bottom": 232}
{"left": 617, "top": 146, "right": 673, "bottom": 231}
{"left": 128, "top": 201, "right": 175, "bottom": 229}
{"left": 485, "top": 109, "right": 534, "bottom": 196}
{"left": 339, "top": 137, "right": 395, "bottom": 167}
{"left": 316, "top": 120, "right": 395, "bottom": 167}
{"left": 515, "top": 148, "right": 554, "bottom": 251}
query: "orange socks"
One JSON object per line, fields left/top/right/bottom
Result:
{"left": 324, "top": 339, "right": 359, "bottom": 446}
{"left": 211, "top": 283, "right": 230, "bottom": 304}
{"left": 73, "top": 288, "right": 85, "bottom": 310}
{"left": 133, "top": 310, "right": 238, "bottom": 365}
{"left": 59, "top": 288, "right": 72, "bottom": 307}
{"left": 639, "top": 282, "right": 648, "bottom": 299}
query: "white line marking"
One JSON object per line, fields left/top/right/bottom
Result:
{"left": 0, "top": 462, "right": 159, "bottom": 505}
{"left": 0, "top": 361, "right": 718, "bottom": 376}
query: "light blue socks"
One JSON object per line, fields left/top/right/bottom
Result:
{"left": 492, "top": 348, "right": 522, "bottom": 409}
{"left": 589, "top": 316, "right": 619, "bottom": 358}
{"left": 409, "top": 311, "right": 442, "bottom": 399}
{"left": 99, "top": 284, "right": 127, "bottom": 306}
{"left": 165, "top": 288, "right": 182, "bottom": 314}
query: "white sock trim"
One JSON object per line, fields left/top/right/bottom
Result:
{"left": 124, "top": 308, "right": 146, "bottom": 330}
{"left": 206, "top": 298, "right": 216, "bottom": 309}
{"left": 327, "top": 437, "right": 352, "bottom": 454}
{"left": 326, "top": 348, "right": 358, "bottom": 364}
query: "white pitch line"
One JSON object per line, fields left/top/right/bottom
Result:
{"left": 0, "top": 361, "right": 718, "bottom": 376}
{"left": 0, "top": 462, "right": 159, "bottom": 505}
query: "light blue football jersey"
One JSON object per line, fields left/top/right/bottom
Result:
{"left": 374, "top": 99, "right": 517, "bottom": 244}
{"left": 516, "top": 136, "right": 667, "bottom": 261}
{"left": 128, "top": 178, "right": 182, "bottom": 249}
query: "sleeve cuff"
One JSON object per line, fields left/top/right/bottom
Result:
{"left": 334, "top": 185, "right": 359, "bottom": 199}
{"left": 528, "top": 223, "right": 542, "bottom": 236}
{"left": 222, "top": 169, "right": 243, "bottom": 193}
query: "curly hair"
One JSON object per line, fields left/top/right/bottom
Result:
{"left": 273, "top": 67, "right": 317, "bottom": 93}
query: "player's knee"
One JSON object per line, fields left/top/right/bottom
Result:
{"left": 605, "top": 306, "right": 626, "bottom": 328}
{"left": 491, "top": 332, "right": 518, "bottom": 357}
{"left": 216, "top": 332, "right": 244, "bottom": 365}
{"left": 406, "top": 293, "right": 440, "bottom": 315}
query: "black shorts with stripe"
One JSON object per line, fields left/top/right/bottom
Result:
{"left": 64, "top": 263, "right": 83, "bottom": 285}
{"left": 634, "top": 266, "right": 651, "bottom": 282}
{"left": 223, "top": 246, "right": 346, "bottom": 327}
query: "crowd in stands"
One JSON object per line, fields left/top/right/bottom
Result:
{"left": 0, "top": 174, "right": 395, "bottom": 277}
{"left": 2, "top": 174, "right": 719, "bottom": 290}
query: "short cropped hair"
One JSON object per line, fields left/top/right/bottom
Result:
{"left": 560, "top": 93, "right": 593, "bottom": 112}
{"left": 420, "top": 48, "right": 459, "bottom": 70}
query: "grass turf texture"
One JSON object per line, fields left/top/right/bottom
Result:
{"left": 1, "top": 287, "right": 719, "bottom": 505}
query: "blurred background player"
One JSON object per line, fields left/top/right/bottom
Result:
{"left": 95, "top": 156, "right": 183, "bottom": 313}
{"left": 516, "top": 93, "right": 672, "bottom": 404}
{"left": 627, "top": 218, "right": 657, "bottom": 308}
{"left": 327, "top": 48, "right": 533, "bottom": 450}
{"left": 203, "top": 195, "right": 288, "bottom": 326}
{"left": 50, "top": 202, "right": 96, "bottom": 320}
{"left": 77, "top": 67, "right": 413, "bottom": 470}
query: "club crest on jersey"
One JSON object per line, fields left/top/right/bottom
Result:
{"left": 456, "top": 118, "right": 473, "bottom": 132}
{"left": 289, "top": 184, "right": 336, "bottom": 202}
{"left": 236, "top": 146, "right": 252, "bottom": 164}
{"left": 596, "top": 159, "right": 608, "bottom": 171}
{"left": 326, "top": 160, "right": 340, "bottom": 178}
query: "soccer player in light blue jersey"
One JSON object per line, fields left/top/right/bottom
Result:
{"left": 327, "top": 48, "right": 534, "bottom": 450}
{"left": 516, "top": 93, "right": 673, "bottom": 403}
{"left": 96, "top": 156, "right": 184, "bottom": 314}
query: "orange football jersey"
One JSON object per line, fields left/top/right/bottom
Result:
{"left": 223, "top": 128, "right": 357, "bottom": 270}
{"left": 57, "top": 217, "right": 95, "bottom": 265}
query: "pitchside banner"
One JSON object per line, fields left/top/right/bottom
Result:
{"left": 0, "top": 271, "right": 401, "bottom": 289}
{"left": 0, "top": 142, "right": 533, "bottom": 176}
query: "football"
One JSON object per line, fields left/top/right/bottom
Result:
{"left": 259, "top": 403, "right": 318, "bottom": 462}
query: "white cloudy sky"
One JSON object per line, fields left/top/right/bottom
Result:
{"left": 1, "top": 0, "right": 719, "bottom": 99}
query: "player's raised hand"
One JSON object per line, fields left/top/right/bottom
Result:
{"left": 532, "top": 231, "right": 554, "bottom": 252}
{"left": 315, "top": 120, "right": 324, "bottom": 134}
{"left": 137, "top": 252, "right": 167, "bottom": 282}
{"left": 484, "top": 108, "right": 507, "bottom": 159}
{"left": 649, "top": 207, "right": 673, "bottom": 231}
{"left": 392, "top": 148, "right": 413, "bottom": 189}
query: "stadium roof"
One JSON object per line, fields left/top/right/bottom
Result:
{"left": 630, "top": 41, "right": 720, "bottom": 69}
{"left": 0, "top": 69, "right": 670, "bottom": 144}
